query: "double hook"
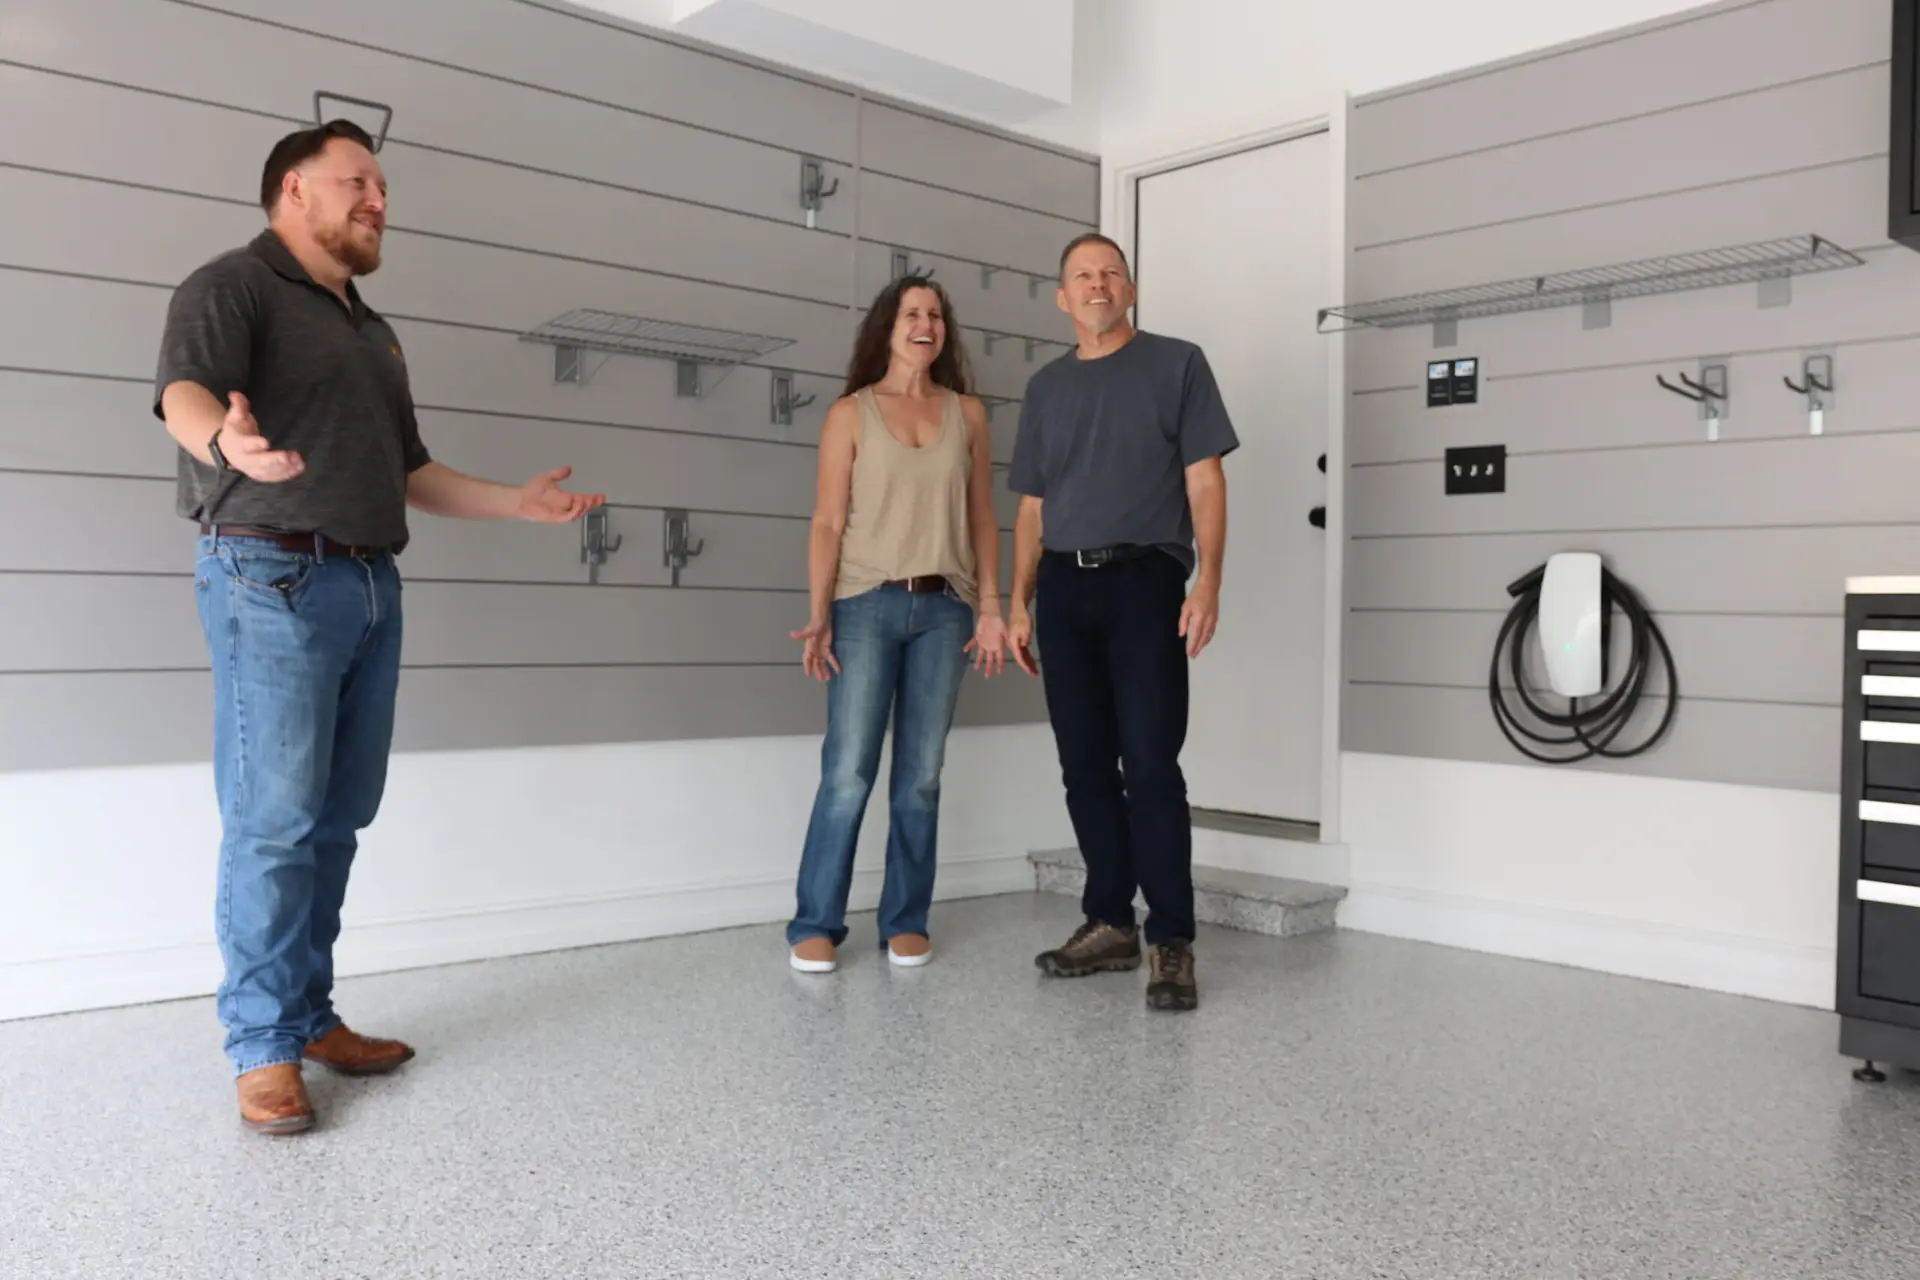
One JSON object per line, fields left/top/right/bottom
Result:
{"left": 1783, "top": 368, "right": 1832, "bottom": 395}
{"left": 1655, "top": 371, "right": 1720, "bottom": 403}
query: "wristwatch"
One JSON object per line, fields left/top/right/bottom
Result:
{"left": 207, "top": 428, "right": 229, "bottom": 474}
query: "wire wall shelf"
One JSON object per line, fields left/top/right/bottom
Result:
{"left": 521, "top": 309, "right": 798, "bottom": 392}
{"left": 1316, "top": 235, "right": 1867, "bottom": 345}
{"left": 523, "top": 309, "right": 795, "bottom": 365}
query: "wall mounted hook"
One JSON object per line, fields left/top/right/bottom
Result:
{"left": 1784, "top": 352, "right": 1834, "bottom": 435}
{"left": 799, "top": 157, "right": 840, "bottom": 229}
{"left": 314, "top": 90, "right": 392, "bottom": 152}
{"left": 1657, "top": 362, "right": 1728, "bottom": 441}
{"left": 662, "top": 509, "right": 704, "bottom": 587}
{"left": 580, "top": 507, "right": 622, "bottom": 585}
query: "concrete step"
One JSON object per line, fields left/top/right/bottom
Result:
{"left": 1028, "top": 848, "right": 1346, "bottom": 939}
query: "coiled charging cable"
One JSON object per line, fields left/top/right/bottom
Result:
{"left": 1489, "top": 563, "right": 1678, "bottom": 764}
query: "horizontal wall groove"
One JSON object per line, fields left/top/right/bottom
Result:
{"left": 0, "top": 568, "right": 810, "bottom": 594}
{"left": 1353, "top": 58, "right": 1888, "bottom": 181}
{"left": 1353, "top": 519, "right": 1920, "bottom": 542}
{"left": 1346, "top": 678, "right": 1835, "bottom": 710}
{"left": 0, "top": 661, "right": 805, "bottom": 678}
{"left": 1349, "top": 606, "right": 1843, "bottom": 620}
{"left": 166, "top": 0, "right": 856, "bottom": 163}
{"left": 18, "top": 27, "right": 1090, "bottom": 243}
{"left": 1351, "top": 0, "right": 1777, "bottom": 107}
{"left": 1351, "top": 424, "right": 1920, "bottom": 468}
{"left": 1352, "top": 151, "right": 1886, "bottom": 254}
{"left": 862, "top": 167, "right": 1092, "bottom": 227}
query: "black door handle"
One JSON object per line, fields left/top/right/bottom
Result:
{"left": 1308, "top": 505, "right": 1326, "bottom": 529}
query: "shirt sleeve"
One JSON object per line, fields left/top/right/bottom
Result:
{"left": 1178, "top": 347, "right": 1240, "bottom": 466}
{"left": 152, "top": 262, "right": 256, "bottom": 420}
{"left": 1007, "top": 390, "right": 1045, "bottom": 497}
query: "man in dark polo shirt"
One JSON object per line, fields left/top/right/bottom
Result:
{"left": 154, "top": 120, "right": 604, "bottom": 1135}
{"left": 1006, "top": 232, "right": 1236, "bottom": 1013}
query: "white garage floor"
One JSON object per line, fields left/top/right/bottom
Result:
{"left": 2, "top": 891, "right": 1916, "bottom": 1279}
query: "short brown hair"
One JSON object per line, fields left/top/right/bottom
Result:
{"left": 260, "top": 120, "right": 376, "bottom": 212}
{"left": 1059, "top": 232, "right": 1130, "bottom": 281}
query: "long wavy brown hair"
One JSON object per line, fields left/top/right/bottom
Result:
{"left": 842, "top": 274, "right": 973, "bottom": 397}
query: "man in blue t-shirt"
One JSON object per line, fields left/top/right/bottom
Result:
{"left": 1007, "top": 232, "right": 1238, "bottom": 1013}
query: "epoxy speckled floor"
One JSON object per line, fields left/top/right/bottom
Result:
{"left": 4, "top": 891, "right": 1920, "bottom": 1278}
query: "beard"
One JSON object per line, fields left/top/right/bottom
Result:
{"left": 312, "top": 210, "right": 382, "bottom": 276}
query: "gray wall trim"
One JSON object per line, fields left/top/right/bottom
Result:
{"left": 1355, "top": 59, "right": 1887, "bottom": 180}
{"left": 1350, "top": 0, "right": 1774, "bottom": 109}
{"left": 1352, "top": 152, "right": 1884, "bottom": 254}
{"left": 502, "top": 0, "right": 1103, "bottom": 168}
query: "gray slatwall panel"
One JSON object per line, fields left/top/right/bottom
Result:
{"left": 0, "top": 374, "right": 170, "bottom": 478}
{"left": 185, "top": 0, "right": 858, "bottom": 160}
{"left": 1343, "top": 683, "right": 1839, "bottom": 793}
{"left": 1347, "top": 158, "right": 1887, "bottom": 303}
{"left": 1350, "top": 337, "right": 1920, "bottom": 465}
{"left": 858, "top": 101, "right": 1097, "bottom": 222}
{"left": 1342, "top": 0, "right": 1914, "bottom": 791}
{"left": 0, "top": 75, "right": 848, "bottom": 305}
{"left": 1350, "top": 0, "right": 1882, "bottom": 174}
{"left": 1350, "top": 431, "right": 1920, "bottom": 537}
{"left": 0, "top": 577, "right": 803, "bottom": 671}
{"left": 860, "top": 172, "right": 1086, "bottom": 277}
{"left": 10, "top": 0, "right": 856, "bottom": 234}
{"left": 1346, "top": 527, "right": 1910, "bottom": 616}
{"left": 1354, "top": 64, "right": 1884, "bottom": 249}
{"left": 393, "top": 326, "right": 842, "bottom": 453}
{"left": 855, "top": 242, "right": 1072, "bottom": 350}
{"left": 0, "top": 165, "right": 1045, "bottom": 405}
{"left": 0, "top": 472, "right": 1010, "bottom": 593}
{"left": 1351, "top": 246, "right": 1920, "bottom": 390}
{"left": 1346, "top": 610, "right": 1841, "bottom": 707}
{"left": 0, "top": 663, "right": 1047, "bottom": 772}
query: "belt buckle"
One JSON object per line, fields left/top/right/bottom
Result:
{"left": 1076, "top": 549, "right": 1106, "bottom": 569}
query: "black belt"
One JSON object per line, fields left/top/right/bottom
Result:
{"left": 1047, "top": 544, "right": 1157, "bottom": 569}
{"left": 202, "top": 525, "right": 389, "bottom": 559}
{"left": 884, "top": 574, "right": 949, "bottom": 594}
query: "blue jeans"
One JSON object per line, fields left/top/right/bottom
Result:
{"left": 194, "top": 534, "right": 404, "bottom": 1077}
{"left": 788, "top": 584, "right": 972, "bottom": 948}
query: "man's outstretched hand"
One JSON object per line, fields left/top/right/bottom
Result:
{"left": 518, "top": 466, "right": 605, "bottom": 523}
{"left": 219, "top": 391, "right": 305, "bottom": 483}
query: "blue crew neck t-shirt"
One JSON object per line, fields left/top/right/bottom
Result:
{"left": 1007, "top": 330, "right": 1239, "bottom": 574}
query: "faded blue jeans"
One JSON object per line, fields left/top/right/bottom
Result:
{"left": 788, "top": 583, "right": 972, "bottom": 949}
{"left": 194, "top": 533, "right": 403, "bottom": 1077}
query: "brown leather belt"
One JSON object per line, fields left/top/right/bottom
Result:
{"left": 885, "top": 574, "right": 949, "bottom": 595}
{"left": 201, "top": 524, "right": 388, "bottom": 559}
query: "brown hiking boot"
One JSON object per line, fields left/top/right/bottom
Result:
{"left": 1035, "top": 920, "right": 1142, "bottom": 977}
{"left": 1147, "top": 941, "right": 1198, "bottom": 1012}
{"left": 236, "top": 1063, "right": 314, "bottom": 1135}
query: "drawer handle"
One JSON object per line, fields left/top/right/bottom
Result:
{"left": 1861, "top": 800, "right": 1920, "bottom": 826}
{"left": 1863, "top": 720, "right": 1920, "bottom": 744}
{"left": 1864, "top": 675, "right": 1920, "bottom": 697}
{"left": 1860, "top": 630, "right": 1920, "bottom": 653}
{"left": 1859, "top": 879, "right": 1920, "bottom": 909}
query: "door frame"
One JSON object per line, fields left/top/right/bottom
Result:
{"left": 1100, "top": 95, "right": 1352, "bottom": 847}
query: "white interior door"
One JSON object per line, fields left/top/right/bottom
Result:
{"left": 1134, "top": 131, "right": 1330, "bottom": 824}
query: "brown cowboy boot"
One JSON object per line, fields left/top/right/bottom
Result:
{"left": 304, "top": 1024, "right": 416, "bottom": 1077}
{"left": 236, "top": 1063, "right": 315, "bottom": 1135}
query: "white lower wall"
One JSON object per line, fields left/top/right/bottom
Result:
{"left": 0, "top": 726, "right": 1071, "bottom": 1022}
{"left": 1337, "top": 752, "right": 1837, "bottom": 1008}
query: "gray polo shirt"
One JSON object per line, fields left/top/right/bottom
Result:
{"left": 1008, "top": 330, "right": 1239, "bottom": 573}
{"left": 152, "top": 230, "right": 432, "bottom": 551}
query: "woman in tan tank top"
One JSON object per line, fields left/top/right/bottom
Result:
{"left": 785, "top": 275, "right": 1009, "bottom": 974}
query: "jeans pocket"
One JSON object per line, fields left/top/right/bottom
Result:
{"left": 220, "top": 546, "right": 314, "bottom": 611}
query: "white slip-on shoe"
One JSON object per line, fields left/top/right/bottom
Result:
{"left": 790, "top": 938, "right": 837, "bottom": 973}
{"left": 887, "top": 935, "right": 933, "bottom": 968}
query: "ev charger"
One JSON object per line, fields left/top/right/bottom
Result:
{"left": 1538, "top": 552, "right": 1603, "bottom": 697}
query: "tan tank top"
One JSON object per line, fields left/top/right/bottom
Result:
{"left": 833, "top": 386, "right": 978, "bottom": 609}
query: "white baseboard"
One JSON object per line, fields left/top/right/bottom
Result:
{"left": 0, "top": 851, "right": 1034, "bottom": 1023}
{"left": 1338, "top": 883, "right": 1834, "bottom": 1009}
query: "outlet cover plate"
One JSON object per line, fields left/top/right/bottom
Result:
{"left": 1445, "top": 445, "right": 1506, "bottom": 495}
